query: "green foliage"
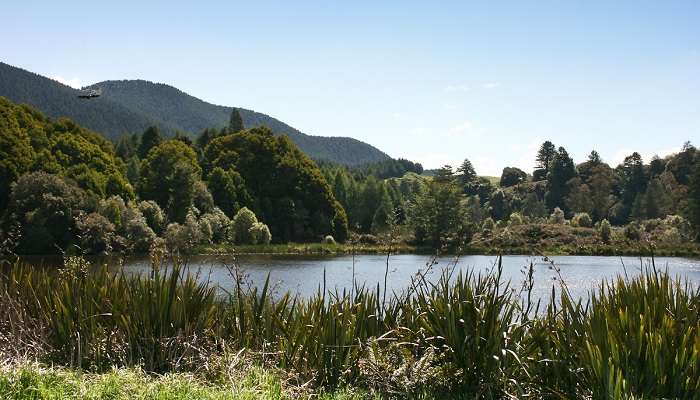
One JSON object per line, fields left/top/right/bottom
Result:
{"left": 207, "top": 167, "right": 249, "bottom": 218}
{"left": 545, "top": 147, "right": 576, "bottom": 212}
{"left": 204, "top": 127, "right": 346, "bottom": 242}
{"left": 549, "top": 207, "right": 566, "bottom": 224}
{"left": 249, "top": 222, "right": 272, "bottom": 245}
{"left": 230, "top": 207, "right": 259, "bottom": 245}
{"left": 599, "top": 218, "right": 612, "bottom": 243}
{"left": 228, "top": 108, "right": 244, "bottom": 133}
{"left": 534, "top": 140, "right": 557, "bottom": 180}
{"left": 1, "top": 172, "right": 88, "bottom": 254}
{"left": 571, "top": 212, "right": 593, "bottom": 228}
{"left": 139, "top": 140, "right": 202, "bottom": 223}
{"left": 499, "top": 166, "right": 527, "bottom": 187}
{"left": 138, "top": 200, "right": 166, "bottom": 234}
{"left": 686, "top": 159, "right": 700, "bottom": 240}
{"left": 137, "top": 126, "right": 163, "bottom": 159}
{"left": 74, "top": 212, "right": 116, "bottom": 254}
{"left": 408, "top": 179, "right": 468, "bottom": 248}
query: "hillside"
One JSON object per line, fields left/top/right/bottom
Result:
{"left": 0, "top": 62, "right": 390, "bottom": 165}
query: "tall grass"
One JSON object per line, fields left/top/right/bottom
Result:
{"left": 1, "top": 254, "right": 699, "bottom": 398}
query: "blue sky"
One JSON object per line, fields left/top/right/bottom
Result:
{"left": 1, "top": 1, "right": 698, "bottom": 175}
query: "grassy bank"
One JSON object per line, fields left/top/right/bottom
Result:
{"left": 0, "top": 364, "right": 374, "bottom": 400}
{"left": 198, "top": 242, "right": 415, "bottom": 255}
{"left": 1, "top": 254, "right": 699, "bottom": 398}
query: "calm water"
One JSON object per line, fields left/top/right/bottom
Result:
{"left": 115, "top": 254, "right": 700, "bottom": 303}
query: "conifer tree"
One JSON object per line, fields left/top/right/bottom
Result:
{"left": 228, "top": 108, "right": 244, "bottom": 133}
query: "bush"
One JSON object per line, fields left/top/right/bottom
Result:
{"left": 229, "top": 207, "right": 258, "bottom": 244}
{"left": 164, "top": 212, "right": 204, "bottom": 253}
{"left": 248, "top": 222, "right": 272, "bottom": 245}
{"left": 138, "top": 200, "right": 165, "bottom": 234}
{"left": 481, "top": 217, "right": 495, "bottom": 233}
{"left": 508, "top": 212, "right": 523, "bottom": 226}
{"left": 75, "top": 212, "right": 116, "bottom": 254}
{"left": 323, "top": 235, "right": 336, "bottom": 245}
{"left": 571, "top": 212, "right": 592, "bottom": 228}
{"left": 623, "top": 222, "right": 642, "bottom": 241}
{"left": 599, "top": 219, "right": 612, "bottom": 243}
{"left": 549, "top": 207, "right": 566, "bottom": 224}
{"left": 124, "top": 217, "right": 156, "bottom": 253}
{"left": 199, "top": 208, "right": 230, "bottom": 244}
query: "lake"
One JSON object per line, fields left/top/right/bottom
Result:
{"left": 115, "top": 254, "right": 700, "bottom": 303}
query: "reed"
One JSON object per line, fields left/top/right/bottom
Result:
{"left": 1, "top": 254, "right": 698, "bottom": 398}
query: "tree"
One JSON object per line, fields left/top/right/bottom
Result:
{"left": 586, "top": 165, "right": 614, "bottom": 222}
{"left": 433, "top": 165, "right": 454, "bottom": 184}
{"left": 203, "top": 127, "right": 347, "bottom": 242}
{"left": 139, "top": 140, "right": 202, "bottom": 223}
{"left": 588, "top": 150, "right": 602, "bottom": 165}
{"left": 534, "top": 141, "right": 557, "bottom": 180}
{"left": 229, "top": 207, "right": 258, "bottom": 244}
{"left": 0, "top": 100, "right": 34, "bottom": 213}
{"left": 138, "top": 126, "right": 163, "bottom": 159}
{"left": 1, "top": 172, "right": 87, "bottom": 254}
{"left": 499, "top": 167, "right": 527, "bottom": 187}
{"left": 207, "top": 167, "right": 248, "bottom": 218}
{"left": 616, "top": 152, "right": 647, "bottom": 222}
{"left": 408, "top": 180, "right": 467, "bottom": 248}
{"left": 566, "top": 178, "right": 593, "bottom": 216}
{"left": 457, "top": 159, "right": 477, "bottom": 187}
{"left": 685, "top": 160, "right": 700, "bottom": 240}
{"left": 545, "top": 147, "right": 576, "bottom": 212}
{"left": 228, "top": 108, "right": 244, "bottom": 133}
{"left": 666, "top": 141, "right": 697, "bottom": 185}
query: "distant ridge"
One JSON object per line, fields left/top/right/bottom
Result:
{"left": 0, "top": 62, "right": 390, "bottom": 166}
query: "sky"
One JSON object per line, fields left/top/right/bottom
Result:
{"left": 1, "top": 1, "right": 698, "bottom": 175}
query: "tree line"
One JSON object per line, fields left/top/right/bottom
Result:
{"left": 0, "top": 99, "right": 347, "bottom": 254}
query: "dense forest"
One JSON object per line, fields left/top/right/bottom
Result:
{"left": 0, "top": 62, "right": 390, "bottom": 166}
{"left": 0, "top": 97, "right": 347, "bottom": 254}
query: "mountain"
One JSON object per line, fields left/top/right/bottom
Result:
{"left": 0, "top": 62, "right": 390, "bottom": 166}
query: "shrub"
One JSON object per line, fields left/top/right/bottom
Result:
{"left": 248, "top": 222, "right": 272, "bottom": 245}
{"left": 508, "top": 212, "right": 523, "bottom": 226}
{"left": 623, "top": 222, "right": 642, "bottom": 241}
{"left": 138, "top": 200, "right": 165, "bottom": 234}
{"left": 199, "top": 208, "right": 231, "bottom": 244}
{"left": 323, "top": 235, "right": 336, "bottom": 245}
{"left": 192, "top": 180, "right": 214, "bottom": 214}
{"left": 599, "top": 219, "right": 612, "bottom": 243}
{"left": 164, "top": 213, "right": 204, "bottom": 253}
{"left": 481, "top": 217, "right": 495, "bottom": 233}
{"left": 98, "top": 196, "right": 128, "bottom": 230}
{"left": 124, "top": 217, "right": 156, "bottom": 253}
{"left": 75, "top": 212, "right": 116, "bottom": 254}
{"left": 549, "top": 207, "right": 566, "bottom": 224}
{"left": 571, "top": 212, "right": 592, "bottom": 228}
{"left": 229, "top": 207, "right": 258, "bottom": 244}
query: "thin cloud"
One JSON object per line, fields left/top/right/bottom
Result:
{"left": 444, "top": 84, "right": 470, "bottom": 93}
{"left": 52, "top": 75, "right": 82, "bottom": 89}
{"left": 482, "top": 82, "right": 501, "bottom": 89}
{"left": 448, "top": 120, "right": 474, "bottom": 136}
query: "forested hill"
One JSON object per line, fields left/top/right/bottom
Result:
{"left": 0, "top": 62, "right": 390, "bottom": 166}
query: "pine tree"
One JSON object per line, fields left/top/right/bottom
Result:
{"left": 545, "top": 147, "right": 577, "bottom": 212}
{"left": 229, "top": 108, "right": 244, "bottom": 133}
{"left": 534, "top": 141, "right": 557, "bottom": 180}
